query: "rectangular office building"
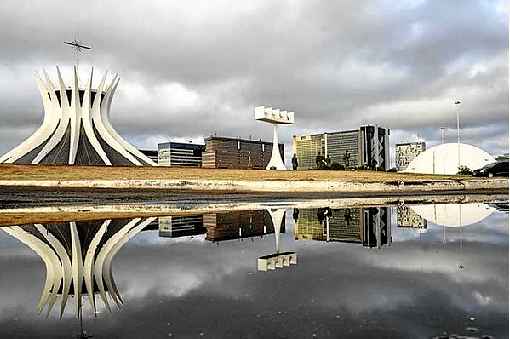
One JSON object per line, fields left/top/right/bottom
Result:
{"left": 293, "top": 134, "right": 325, "bottom": 170}
{"left": 294, "top": 207, "right": 391, "bottom": 248}
{"left": 293, "top": 125, "right": 390, "bottom": 170}
{"left": 395, "top": 141, "right": 426, "bottom": 171}
{"left": 202, "top": 136, "right": 284, "bottom": 169}
{"left": 158, "top": 142, "right": 205, "bottom": 167}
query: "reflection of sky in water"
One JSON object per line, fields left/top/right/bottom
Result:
{"left": 0, "top": 203, "right": 507, "bottom": 338}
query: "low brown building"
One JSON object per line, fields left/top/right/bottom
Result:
{"left": 202, "top": 136, "right": 284, "bottom": 169}
{"left": 204, "top": 210, "right": 284, "bottom": 242}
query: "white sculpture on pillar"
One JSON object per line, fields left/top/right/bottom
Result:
{"left": 254, "top": 106, "right": 295, "bottom": 170}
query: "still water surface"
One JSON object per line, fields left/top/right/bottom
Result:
{"left": 0, "top": 200, "right": 508, "bottom": 338}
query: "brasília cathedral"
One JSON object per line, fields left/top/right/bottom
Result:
{"left": 0, "top": 66, "right": 155, "bottom": 166}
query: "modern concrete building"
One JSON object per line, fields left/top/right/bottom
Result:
{"left": 396, "top": 205, "right": 427, "bottom": 229}
{"left": 395, "top": 141, "right": 426, "bottom": 171}
{"left": 158, "top": 141, "right": 205, "bottom": 167}
{"left": 293, "top": 134, "right": 325, "bottom": 170}
{"left": 404, "top": 143, "right": 495, "bottom": 175}
{"left": 202, "top": 136, "right": 284, "bottom": 169}
{"left": 140, "top": 149, "right": 158, "bottom": 163}
{"left": 293, "top": 125, "right": 390, "bottom": 170}
{"left": 158, "top": 215, "right": 206, "bottom": 237}
{"left": 294, "top": 207, "right": 391, "bottom": 248}
{"left": 0, "top": 66, "right": 155, "bottom": 166}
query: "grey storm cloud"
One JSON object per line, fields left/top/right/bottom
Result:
{"left": 0, "top": 0, "right": 507, "bottom": 160}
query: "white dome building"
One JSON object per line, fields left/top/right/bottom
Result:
{"left": 403, "top": 143, "right": 495, "bottom": 175}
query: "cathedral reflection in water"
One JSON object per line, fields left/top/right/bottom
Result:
{"left": 1, "top": 218, "right": 156, "bottom": 318}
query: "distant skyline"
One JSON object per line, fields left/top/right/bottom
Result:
{"left": 0, "top": 0, "right": 507, "bottom": 165}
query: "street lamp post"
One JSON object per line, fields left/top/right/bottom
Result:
{"left": 454, "top": 100, "right": 461, "bottom": 171}
{"left": 440, "top": 127, "right": 447, "bottom": 144}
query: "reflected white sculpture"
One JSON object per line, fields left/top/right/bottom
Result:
{"left": 255, "top": 106, "right": 295, "bottom": 170}
{"left": 2, "top": 217, "right": 156, "bottom": 318}
{"left": 257, "top": 209, "right": 297, "bottom": 271}
{"left": 0, "top": 66, "right": 155, "bottom": 166}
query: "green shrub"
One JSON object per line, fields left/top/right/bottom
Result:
{"left": 330, "top": 163, "right": 345, "bottom": 170}
{"left": 457, "top": 165, "right": 472, "bottom": 175}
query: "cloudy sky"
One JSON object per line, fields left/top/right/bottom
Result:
{"left": 0, "top": 0, "right": 508, "bottom": 164}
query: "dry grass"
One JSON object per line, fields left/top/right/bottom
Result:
{"left": 0, "top": 164, "right": 465, "bottom": 183}
{"left": 0, "top": 210, "right": 206, "bottom": 227}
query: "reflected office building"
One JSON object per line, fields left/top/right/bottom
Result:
{"left": 396, "top": 205, "right": 427, "bottom": 230}
{"left": 156, "top": 210, "right": 284, "bottom": 242}
{"left": 294, "top": 207, "right": 392, "bottom": 248}
{"left": 204, "top": 210, "right": 283, "bottom": 242}
{"left": 158, "top": 215, "right": 206, "bottom": 238}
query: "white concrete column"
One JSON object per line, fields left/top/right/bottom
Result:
{"left": 267, "top": 209, "right": 285, "bottom": 253}
{"left": 266, "top": 124, "right": 286, "bottom": 170}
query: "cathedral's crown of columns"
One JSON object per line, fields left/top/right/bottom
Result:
{"left": 0, "top": 66, "right": 155, "bottom": 166}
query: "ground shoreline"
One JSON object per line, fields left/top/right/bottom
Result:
{"left": 0, "top": 164, "right": 507, "bottom": 195}
{"left": 0, "top": 192, "right": 506, "bottom": 227}
{"left": 0, "top": 177, "right": 506, "bottom": 194}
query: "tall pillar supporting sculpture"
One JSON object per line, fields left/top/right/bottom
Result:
{"left": 255, "top": 106, "right": 295, "bottom": 170}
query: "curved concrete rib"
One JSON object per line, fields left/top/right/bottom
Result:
{"left": 103, "top": 217, "right": 157, "bottom": 306}
{"left": 2, "top": 227, "right": 62, "bottom": 314}
{"left": 32, "top": 66, "right": 71, "bottom": 164}
{"left": 91, "top": 72, "right": 141, "bottom": 165}
{"left": 70, "top": 221, "right": 84, "bottom": 317}
{"left": 83, "top": 219, "right": 110, "bottom": 313}
{"left": 94, "top": 218, "right": 141, "bottom": 311}
{"left": 34, "top": 224, "right": 72, "bottom": 318}
{"left": 0, "top": 75, "right": 59, "bottom": 163}
{"left": 68, "top": 66, "right": 82, "bottom": 164}
{"left": 81, "top": 67, "right": 111, "bottom": 165}
{"left": 101, "top": 76, "right": 156, "bottom": 165}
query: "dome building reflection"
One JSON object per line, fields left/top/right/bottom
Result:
{"left": 410, "top": 203, "right": 495, "bottom": 227}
